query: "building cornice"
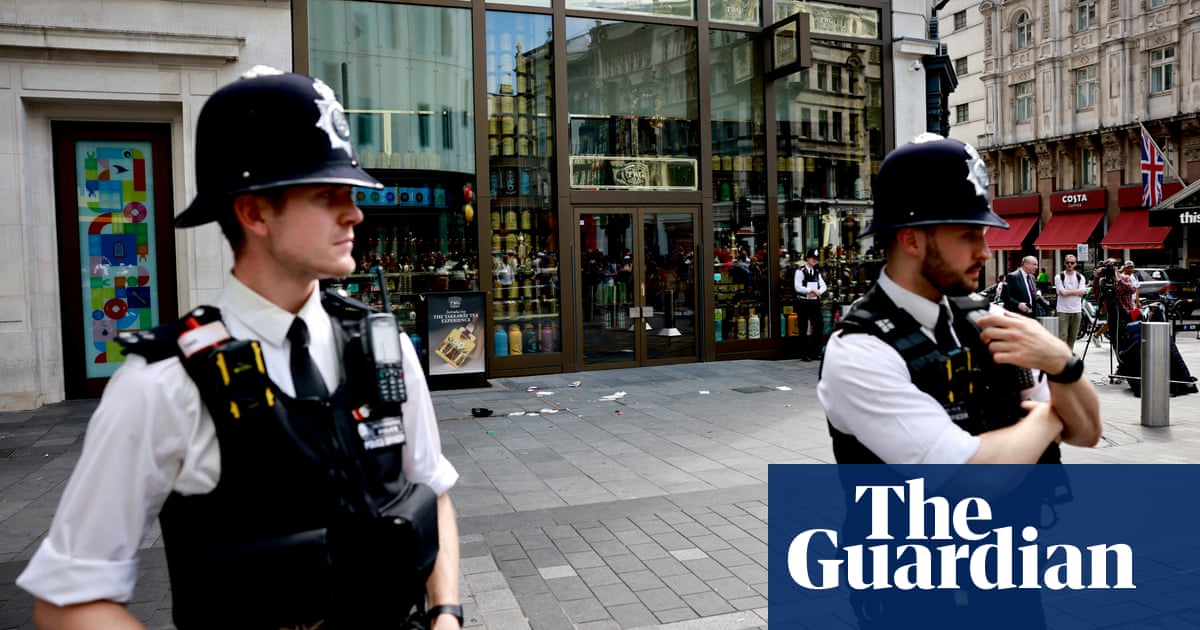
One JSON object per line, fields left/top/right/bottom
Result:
{"left": 0, "top": 23, "right": 244, "bottom": 63}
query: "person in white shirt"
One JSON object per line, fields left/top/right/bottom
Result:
{"left": 792, "top": 249, "right": 827, "bottom": 361}
{"left": 1123, "top": 260, "right": 1140, "bottom": 288}
{"left": 1054, "top": 255, "right": 1087, "bottom": 346}
{"left": 19, "top": 68, "right": 463, "bottom": 630}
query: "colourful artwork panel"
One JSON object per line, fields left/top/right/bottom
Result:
{"left": 75, "top": 142, "right": 159, "bottom": 378}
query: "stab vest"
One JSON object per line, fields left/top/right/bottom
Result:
{"left": 825, "top": 285, "right": 1061, "bottom": 465}
{"left": 119, "top": 290, "right": 435, "bottom": 629}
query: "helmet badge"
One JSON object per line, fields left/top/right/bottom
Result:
{"left": 963, "top": 143, "right": 989, "bottom": 198}
{"left": 311, "top": 78, "right": 354, "bottom": 159}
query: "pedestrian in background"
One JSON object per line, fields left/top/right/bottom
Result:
{"left": 1054, "top": 254, "right": 1087, "bottom": 346}
{"left": 18, "top": 67, "right": 463, "bottom": 630}
{"left": 1002, "top": 255, "right": 1042, "bottom": 317}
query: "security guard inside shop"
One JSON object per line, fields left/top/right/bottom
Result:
{"left": 18, "top": 68, "right": 463, "bottom": 629}
{"left": 816, "top": 134, "right": 1102, "bottom": 629}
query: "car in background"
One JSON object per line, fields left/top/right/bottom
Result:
{"left": 1133, "top": 267, "right": 1199, "bottom": 318}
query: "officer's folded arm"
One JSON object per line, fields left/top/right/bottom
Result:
{"left": 975, "top": 311, "right": 1102, "bottom": 448}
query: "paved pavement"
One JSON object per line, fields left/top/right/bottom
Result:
{"left": 1, "top": 329, "right": 1199, "bottom": 629}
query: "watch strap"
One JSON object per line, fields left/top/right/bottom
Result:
{"left": 427, "top": 604, "right": 464, "bottom": 626}
{"left": 1045, "top": 355, "right": 1084, "bottom": 384}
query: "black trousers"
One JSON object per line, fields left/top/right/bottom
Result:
{"left": 797, "top": 299, "right": 824, "bottom": 359}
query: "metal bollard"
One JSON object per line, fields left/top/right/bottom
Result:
{"left": 1037, "top": 316, "right": 1059, "bottom": 339}
{"left": 1141, "top": 322, "right": 1170, "bottom": 427}
{"left": 657, "top": 290, "right": 681, "bottom": 337}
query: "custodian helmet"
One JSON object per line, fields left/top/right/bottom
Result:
{"left": 176, "top": 66, "right": 382, "bottom": 228}
{"left": 863, "top": 133, "right": 1008, "bottom": 236}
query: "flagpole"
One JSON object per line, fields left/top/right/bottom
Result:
{"left": 1138, "top": 119, "right": 1187, "bottom": 184}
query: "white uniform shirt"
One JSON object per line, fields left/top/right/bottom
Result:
{"left": 818, "top": 269, "right": 1050, "bottom": 464}
{"left": 793, "top": 264, "right": 826, "bottom": 298}
{"left": 18, "top": 275, "right": 458, "bottom": 606}
{"left": 1054, "top": 271, "right": 1084, "bottom": 314}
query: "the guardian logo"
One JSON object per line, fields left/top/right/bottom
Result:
{"left": 786, "top": 478, "right": 1135, "bottom": 591}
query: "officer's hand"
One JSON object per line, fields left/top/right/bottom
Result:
{"left": 976, "top": 310, "right": 1074, "bottom": 375}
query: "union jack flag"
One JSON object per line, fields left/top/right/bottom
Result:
{"left": 1141, "top": 126, "right": 1165, "bottom": 207}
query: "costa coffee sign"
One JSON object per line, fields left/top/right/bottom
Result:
{"left": 1050, "top": 189, "right": 1106, "bottom": 211}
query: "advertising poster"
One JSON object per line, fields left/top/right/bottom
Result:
{"left": 769, "top": 464, "right": 1200, "bottom": 630}
{"left": 426, "top": 292, "right": 486, "bottom": 376}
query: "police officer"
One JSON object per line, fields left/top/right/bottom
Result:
{"left": 19, "top": 68, "right": 463, "bottom": 629}
{"left": 818, "top": 134, "right": 1102, "bottom": 630}
{"left": 818, "top": 133, "right": 1101, "bottom": 465}
{"left": 793, "top": 249, "right": 827, "bottom": 361}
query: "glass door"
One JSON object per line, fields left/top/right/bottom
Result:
{"left": 577, "top": 208, "right": 698, "bottom": 368}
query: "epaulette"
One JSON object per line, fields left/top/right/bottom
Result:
{"left": 321, "top": 287, "right": 375, "bottom": 321}
{"left": 116, "top": 305, "right": 223, "bottom": 363}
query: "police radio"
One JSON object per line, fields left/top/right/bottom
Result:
{"left": 367, "top": 266, "right": 407, "bottom": 407}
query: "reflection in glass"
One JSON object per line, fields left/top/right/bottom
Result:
{"left": 308, "top": 0, "right": 475, "bottom": 174}
{"left": 777, "top": 40, "right": 884, "bottom": 326}
{"left": 566, "top": 19, "right": 700, "bottom": 191}
{"left": 773, "top": 0, "right": 879, "bottom": 38}
{"left": 486, "top": 12, "right": 561, "bottom": 357}
{"left": 710, "top": 0, "right": 760, "bottom": 26}
{"left": 710, "top": 30, "right": 769, "bottom": 342}
{"left": 567, "top": 0, "right": 693, "bottom": 20}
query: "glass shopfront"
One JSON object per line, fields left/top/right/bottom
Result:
{"left": 299, "top": 0, "right": 891, "bottom": 378}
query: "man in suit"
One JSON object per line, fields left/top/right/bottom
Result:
{"left": 1003, "top": 255, "right": 1042, "bottom": 317}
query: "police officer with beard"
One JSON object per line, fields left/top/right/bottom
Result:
{"left": 19, "top": 68, "right": 463, "bottom": 629}
{"left": 817, "top": 134, "right": 1102, "bottom": 630}
{"left": 819, "top": 133, "right": 1101, "bottom": 465}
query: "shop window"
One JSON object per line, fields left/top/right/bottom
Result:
{"left": 1015, "top": 81, "right": 1034, "bottom": 122}
{"left": 486, "top": 11, "right": 560, "bottom": 357}
{"left": 1150, "top": 46, "right": 1175, "bottom": 94}
{"left": 568, "top": 0, "right": 692, "bottom": 20}
{"left": 710, "top": 0, "right": 760, "bottom": 25}
{"left": 776, "top": 39, "right": 882, "bottom": 343}
{"left": 710, "top": 29, "right": 768, "bottom": 343}
{"left": 566, "top": 18, "right": 700, "bottom": 190}
{"left": 1075, "top": 66, "right": 1096, "bottom": 110}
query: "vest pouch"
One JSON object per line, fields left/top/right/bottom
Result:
{"left": 190, "top": 528, "right": 334, "bottom": 628}
{"left": 376, "top": 482, "right": 441, "bottom": 578}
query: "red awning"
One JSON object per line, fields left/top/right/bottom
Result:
{"left": 1033, "top": 211, "right": 1104, "bottom": 250}
{"left": 984, "top": 214, "right": 1038, "bottom": 251}
{"left": 1100, "top": 210, "right": 1173, "bottom": 250}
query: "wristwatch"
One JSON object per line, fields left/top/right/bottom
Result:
{"left": 427, "top": 604, "right": 464, "bottom": 627}
{"left": 1045, "top": 355, "right": 1084, "bottom": 384}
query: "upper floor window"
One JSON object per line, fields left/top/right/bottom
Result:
{"left": 800, "top": 107, "right": 812, "bottom": 137}
{"left": 1075, "top": 1, "right": 1096, "bottom": 31}
{"left": 817, "top": 63, "right": 827, "bottom": 91}
{"left": 1150, "top": 46, "right": 1175, "bottom": 94}
{"left": 1015, "top": 81, "right": 1034, "bottom": 122}
{"left": 955, "top": 103, "right": 969, "bottom": 124}
{"left": 953, "top": 10, "right": 967, "bottom": 31}
{"left": 1014, "top": 14, "right": 1032, "bottom": 50}
{"left": 831, "top": 66, "right": 842, "bottom": 93}
{"left": 818, "top": 109, "right": 829, "bottom": 139}
{"left": 1075, "top": 66, "right": 1097, "bottom": 110}
{"left": 954, "top": 57, "right": 968, "bottom": 76}
{"left": 1017, "top": 156, "right": 1034, "bottom": 193}
{"left": 1080, "top": 147, "right": 1098, "bottom": 186}
{"left": 832, "top": 111, "right": 843, "bottom": 141}
{"left": 1149, "top": 0, "right": 1167, "bottom": 7}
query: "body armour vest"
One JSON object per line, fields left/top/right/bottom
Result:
{"left": 119, "top": 291, "right": 437, "bottom": 629}
{"left": 824, "top": 285, "right": 1061, "bottom": 465}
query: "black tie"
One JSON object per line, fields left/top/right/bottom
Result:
{"left": 288, "top": 318, "right": 328, "bottom": 399}
{"left": 934, "top": 304, "right": 958, "bottom": 353}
